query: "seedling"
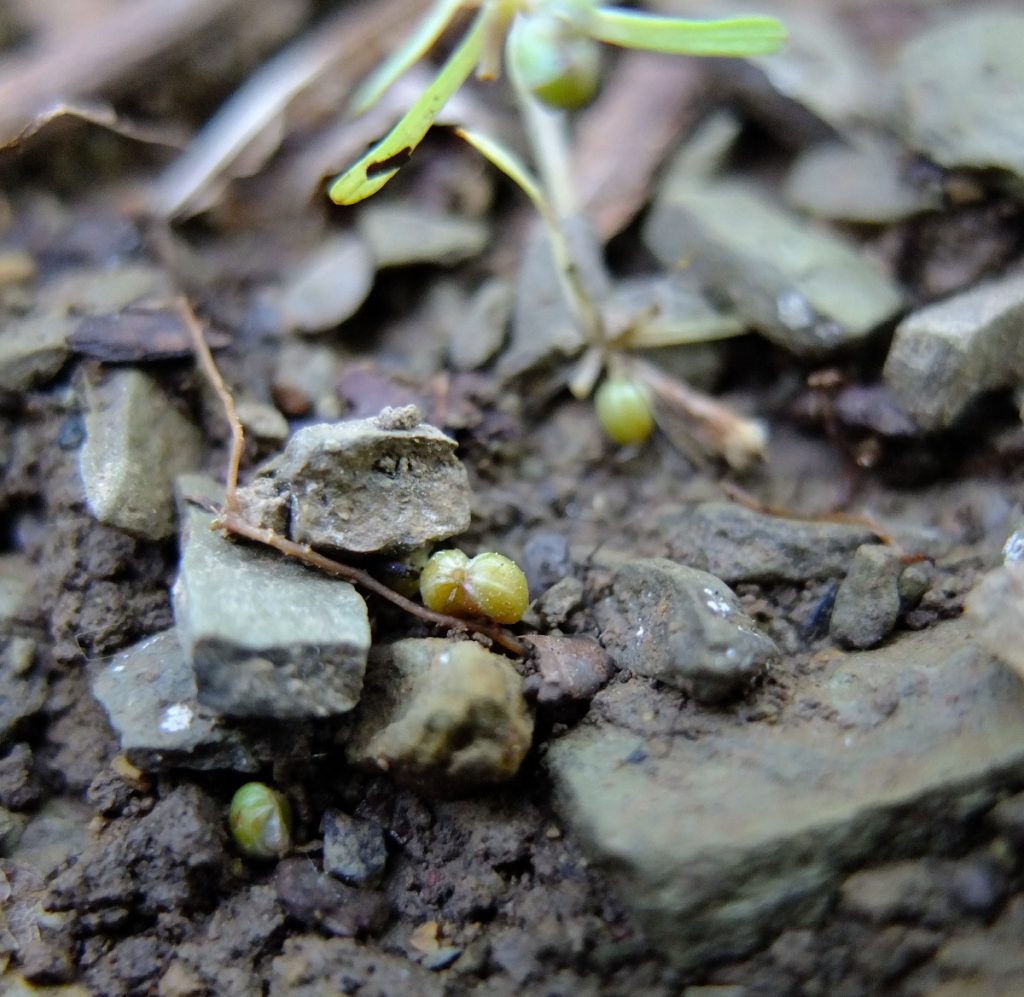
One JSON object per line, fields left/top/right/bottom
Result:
{"left": 329, "top": 1, "right": 784, "bottom": 466}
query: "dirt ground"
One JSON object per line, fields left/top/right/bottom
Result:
{"left": 2, "top": 1, "right": 1024, "bottom": 995}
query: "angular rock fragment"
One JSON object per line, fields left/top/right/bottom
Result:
{"left": 358, "top": 202, "right": 489, "bottom": 268}
{"left": 322, "top": 809, "right": 388, "bottom": 887}
{"left": 0, "top": 314, "right": 73, "bottom": 393}
{"left": 348, "top": 639, "right": 533, "bottom": 796}
{"left": 662, "top": 501, "right": 878, "bottom": 584}
{"left": 92, "top": 629, "right": 257, "bottom": 771}
{"left": 830, "top": 544, "right": 903, "bottom": 649}
{"left": 79, "top": 368, "right": 203, "bottom": 540}
{"left": 595, "top": 557, "right": 777, "bottom": 703}
{"left": 644, "top": 179, "right": 903, "bottom": 355}
{"left": 173, "top": 507, "right": 370, "bottom": 718}
{"left": 967, "top": 560, "right": 1024, "bottom": 682}
{"left": 546, "top": 621, "right": 1024, "bottom": 971}
{"left": 883, "top": 270, "right": 1024, "bottom": 430}
{"left": 238, "top": 407, "right": 471, "bottom": 554}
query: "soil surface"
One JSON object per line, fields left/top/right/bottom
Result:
{"left": 2, "top": 2, "right": 1024, "bottom": 996}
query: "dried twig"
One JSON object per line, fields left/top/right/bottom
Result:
{"left": 180, "top": 297, "right": 527, "bottom": 656}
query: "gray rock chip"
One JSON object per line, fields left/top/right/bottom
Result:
{"left": 449, "top": 277, "right": 512, "bottom": 371}
{"left": 348, "top": 639, "right": 534, "bottom": 797}
{"left": 595, "top": 558, "right": 778, "bottom": 703}
{"left": 897, "top": 12, "right": 1024, "bottom": 182}
{"left": 644, "top": 178, "right": 903, "bottom": 356}
{"left": 173, "top": 507, "right": 370, "bottom": 718}
{"left": 830, "top": 544, "right": 903, "bottom": 649}
{"left": 276, "top": 233, "right": 375, "bottom": 333}
{"left": 239, "top": 408, "right": 471, "bottom": 554}
{"left": 322, "top": 809, "right": 388, "bottom": 887}
{"left": 883, "top": 270, "right": 1024, "bottom": 431}
{"left": 275, "top": 858, "right": 389, "bottom": 938}
{"left": 663, "top": 501, "right": 879, "bottom": 584}
{"left": 80, "top": 368, "right": 203, "bottom": 540}
{"left": 967, "top": 560, "right": 1024, "bottom": 682}
{"left": 358, "top": 202, "right": 489, "bottom": 268}
{"left": 1, "top": 638, "right": 47, "bottom": 743}
{"left": 92, "top": 629, "right": 257, "bottom": 771}
{"left": 546, "top": 620, "right": 1024, "bottom": 971}
{"left": 0, "top": 314, "right": 73, "bottom": 392}
{"left": 0, "top": 555, "right": 35, "bottom": 629}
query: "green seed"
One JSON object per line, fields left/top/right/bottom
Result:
{"left": 420, "top": 549, "right": 530, "bottom": 624}
{"left": 229, "top": 782, "right": 292, "bottom": 860}
{"left": 507, "top": 10, "right": 602, "bottom": 111}
{"left": 594, "top": 377, "right": 654, "bottom": 446}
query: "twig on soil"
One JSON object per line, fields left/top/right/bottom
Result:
{"left": 180, "top": 297, "right": 527, "bottom": 656}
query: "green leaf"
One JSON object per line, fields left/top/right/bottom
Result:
{"left": 349, "top": 0, "right": 470, "bottom": 115}
{"left": 329, "top": 10, "right": 485, "bottom": 205}
{"left": 589, "top": 8, "right": 787, "bottom": 56}
{"left": 454, "top": 126, "right": 552, "bottom": 224}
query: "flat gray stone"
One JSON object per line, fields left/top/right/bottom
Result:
{"left": 883, "top": 270, "right": 1024, "bottom": 430}
{"left": 80, "top": 368, "right": 204, "bottom": 539}
{"left": 173, "top": 507, "right": 370, "bottom": 718}
{"left": 897, "top": 12, "right": 1024, "bottom": 182}
{"left": 448, "top": 277, "right": 512, "bottom": 371}
{"left": 358, "top": 202, "right": 489, "bottom": 268}
{"left": 277, "top": 233, "right": 375, "bottom": 333}
{"left": 830, "top": 544, "right": 903, "bottom": 649}
{"left": 662, "top": 501, "right": 879, "bottom": 583}
{"left": 241, "top": 408, "right": 471, "bottom": 555}
{"left": 92, "top": 629, "right": 257, "bottom": 771}
{"left": 594, "top": 558, "right": 778, "bottom": 703}
{"left": 0, "top": 314, "right": 73, "bottom": 392}
{"left": 644, "top": 179, "right": 903, "bottom": 356}
{"left": 967, "top": 561, "right": 1024, "bottom": 683}
{"left": 322, "top": 809, "right": 388, "bottom": 887}
{"left": 546, "top": 621, "right": 1024, "bottom": 970}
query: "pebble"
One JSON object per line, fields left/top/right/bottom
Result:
{"left": 448, "top": 277, "right": 512, "bottom": 371}
{"left": 830, "top": 544, "right": 903, "bottom": 649}
{"left": 321, "top": 809, "right": 388, "bottom": 888}
{"left": 883, "top": 269, "right": 1024, "bottom": 431}
{"left": 521, "top": 634, "right": 613, "bottom": 717}
{"left": 644, "top": 178, "right": 903, "bottom": 356}
{"left": 595, "top": 557, "right": 778, "bottom": 704}
{"left": 348, "top": 639, "right": 534, "bottom": 796}
{"left": 0, "top": 314, "right": 73, "bottom": 392}
{"left": 663, "top": 501, "right": 878, "bottom": 584}
{"left": 358, "top": 202, "right": 489, "bottom": 268}
{"left": 897, "top": 11, "right": 1024, "bottom": 182}
{"left": 966, "top": 560, "right": 1024, "bottom": 681}
{"left": 91, "top": 629, "right": 257, "bottom": 772}
{"left": 79, "top": 368, "right": 203, "bottom": 540}
{"left": 275, "top": 858, "right": 389, "bottom": 937}
{"left": 172, "top": 506, "right": 370, "bottom": 718}
{"left": 236, "top": 408, "right": 471, "bottom": 554}
{"left": 276, "top": 233, "right": 375, "bottom": 333}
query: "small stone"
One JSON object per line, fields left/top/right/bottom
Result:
{"left": 275, "top": 857, "right": 389, "bottom": 937}
{"left": 1, "top": 640, "right": 46, "bottom": 743}
{"left": 989, "top": 791, "right": 1024, "bottom": 848}
{"left": 235, "top": 400, "right": 289, "bottom": 443}
{"left": 424, "top": 947, "right": 462, "bottom": 971}
{"left": 0, "top": 314, "right": 73, "bottom": 392}
{"left": 449, "top": 278, "right": 512, "bottom": 371}
{"left": 663, "top": 501, "right": 879, "bottom": 583}
{"left": 80, "top": 368, "right": 203, "bottom": 540}
{"left": 533, "top": 576, "right": 584, "bottom": 629}
{"left": 7, "top": 797, "right": 94, "bottom": 878}
{"left": 966, "top": 561, "right": 1024, "bottom": 681}
{"left": 173, "top": 507, "right": 370, "bottom": 718}
{"left": 321, "top": 809, "right": 388, "bottom": 887}
{"left": 0, "top": 743, "right": 40, "bottom": 810}
{"left": 883, "top": 270, "right": 1024, "bottom": 431}
{"left": 899, "top": 561, "right": 935, "bottom": 610}
{"left": 897, "top": 12, "right": 1024, "bottom": 182}
{"left": 595, "top": 558, "right": 778, "bottom": 703}
{"left": 644, "top": 179, "right": 903, "bottom": 356}
{"left": 276, "top": 233, "right": 375, "bottom": 333}
{"left": 521, "top": 532, "right": 572, "bottom": 596}
{"left": 348, "top": 639, "right": 534, "bottom": 796}
{"left": 0, "top": 554, "right": 34, "bottom": 627}
{"left": 239, "top": 414, "right": 471, "bottom": 555}
{"left": 39, "top": 264, "right": 172, "bottom": 315}
{"left": 522, "top": 634, "right": 613, "bottom": 715}
{"left": 830, "top": 544, "right": 903, "bottom": 649}
{"left": 359, "top": 203, "right": 489, "bottom": 268}
{"left": 91, "top": 630, "right": 257, "bottom": 772}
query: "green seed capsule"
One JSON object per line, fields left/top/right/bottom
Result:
{"left": 594, "top": 377, "right": 654, "bottom": 446}
{"left": 420, "top": 549, "right": 530, "bottom": 624}
{"left": 507, "top": 9, "right": 601, "bottom": 110}
{"left": 229, "top": 782, "right": 292, "bottom": 860}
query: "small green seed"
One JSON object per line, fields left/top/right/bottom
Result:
{"left": 420, "top": 549, "right": 530, "bottom": 624}
{"left": 594, "top": 377, "right": 654, "bottom": 446}
{"left": 229, "top": 782, "right": 292, "bottom": 860}
{"left": 420, "top": 548, "right": 473, "bottom": 617}
{"left": 507, "top": 10, "right": 601, "bottom": 110}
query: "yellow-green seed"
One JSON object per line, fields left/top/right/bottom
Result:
{"left": 507, "top": 10, "right": 601, "bottom": 111}
{"left": 420, "top": 549, "right": 530, "bottom": 625}
{"left": 594, "top": 377, "right": 654, "bottom": 446}
{"left": 229, "top": 782, "right": 292, "bottom": 860}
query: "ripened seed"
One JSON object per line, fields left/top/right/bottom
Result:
{"left": 420, "top": 548, "right": 473, "bottom": 617}
{"left": 463, "top": 552, "right": 530, "bottom": 624}
{"left": 594, "top": 377, "right": 654, "bottom": 446}
{"left": 228, "top": 782, "right": 293, "bottom": 860}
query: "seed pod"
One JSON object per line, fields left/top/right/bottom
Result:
{"left": 507, "top": 9, "right": 601, "bottom": 111}
{"left": 229, "top": 782, "right": 292, "bottom": 860}
{"left": 594, "top": 377, "right": 654, "bottom": 446}
{"left": 420, "top": 549, "right": 530, "bottom": 624}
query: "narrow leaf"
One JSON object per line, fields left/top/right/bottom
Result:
{"left": 329, "top": 11, "right": 485, "bottom": 205}
{"left": 350, "top": 0, "right": 470, "bottom": 115}
{"left": 454, "top": 126, "right": 551, "bottom": 223}
{"left": 590, "top": 9, "right": 787, "bottom": 56}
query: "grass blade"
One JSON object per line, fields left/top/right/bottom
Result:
{"left": 590, "top": 8, "right": 786, "bottom": 56}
